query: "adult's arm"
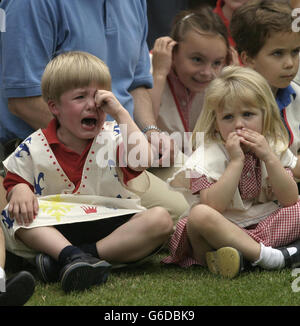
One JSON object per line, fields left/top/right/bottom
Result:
{"left": 131, "top": 87, "right": 157, "bottom": 130}
{"left": 8, "top": 97, "right": 53, "bottom": 130}
{"left": 1, "top": 0, "right": 58, "bottom": 134}
{"left": 132, "top": 87, "right": 175, "bottom": 166}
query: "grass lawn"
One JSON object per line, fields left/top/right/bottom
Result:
{"left": 18, "top": 253, "right": 300, "bottom": 306}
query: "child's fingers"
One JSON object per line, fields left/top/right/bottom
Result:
{"left": 237, "top": 129, "right": 260, "bottom": 145}
{"left": 95, "top": 90, "right": 117, "bottom": 108}
{"left": 238, "top": 128, "right": 260, "bottom": 138}
{"left": 167, "top": 40, "right": 177, "bottom": 51}
{"left": 33, "top": 197, "right": 39, "bottom": 217}
{"left": 94, "top": 90, "right": 107, "bottom": 105}
{"left": 8, "top": 202, "right": 19, "bottom": 224}
{"left": 8, "top": 200, "right": 37, "bottom": 226}
{"left": 227, "top": 132, "right": 244, "bottom": 145}
{"left": 19, "top": 202, "right": 31, "bottom": 226}
{"left": 239, "top": 137, "right": 252, "bottom": 147}
{"left": 154, "top": 37, "right": 175, "bottom": 51}
{"left": 9, "top": 202, "right": 23, "bottom": 225}
{"left": 239, "top": 131, "right": 256, "bottom": 143}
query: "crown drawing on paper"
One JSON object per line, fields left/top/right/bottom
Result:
{"left": 81, "top": 206, "right": 97, "bottom": 214}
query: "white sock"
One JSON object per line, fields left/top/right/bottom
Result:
{"left": 252, "top": 243, "right": 285, "bottom": 270}
{"left": 0, "top": 267, "right": 5, "bottom": 292}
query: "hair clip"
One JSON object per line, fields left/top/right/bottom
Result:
{"left": 181, "top": 13, "right": 195, "bottom": 22}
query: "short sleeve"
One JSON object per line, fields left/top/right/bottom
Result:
{"left": 190, "top": 175, "right": 214, "bottom": 194}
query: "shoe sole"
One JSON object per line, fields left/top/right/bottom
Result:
{"left": 60, "top": 260, "right": 111, "bottom": 293}
{"left": 206, "top": 247, "right": 242, "bottom": 279}
{"left": 0, "top": 271, "right": 35, "bottom": 306}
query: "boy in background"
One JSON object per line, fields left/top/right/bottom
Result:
{"left": 230, "top": 0, "right": 300, "bottom": 178}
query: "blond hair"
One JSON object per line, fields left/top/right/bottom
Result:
{"left": 192, "top": 65, "right": 289, "bottom": 154}
{"left": 41, "top": 51, "right": 111, "bottom": 102}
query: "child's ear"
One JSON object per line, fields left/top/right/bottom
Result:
{"left": 48, "top": 100, "right": 60, "bottom": 116}
{"left": 240, "top": 51, "right": 255, "bottom": 67}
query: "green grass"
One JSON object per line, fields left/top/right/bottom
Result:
{"left": 18, "top": 253, "right": 300, "bottom": 306}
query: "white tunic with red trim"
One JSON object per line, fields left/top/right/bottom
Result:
{"left": 1, "top": 121, "right": 149, "bottom": 258}
{"left": 156, "top": 78, "right": 205, "bottom": 136}
{"left": 150, "top": 54, "right": 204, "bottom": 153}
{"left": 156, "top": 78, "right": 205, "bottom": 158}
{"left": 162, "top": 141, "right": 300, "bottom": 267}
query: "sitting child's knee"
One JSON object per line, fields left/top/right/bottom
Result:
{"left": 188, "top": 204, "right": 216, "bottom": 229}
{"left": 149, "top": 206, "right": 174, "bottom": 236}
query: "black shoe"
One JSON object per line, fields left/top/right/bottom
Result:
{"left": 35, "top": 253, "right": 61, "bottom": 283}
{"left": 0, "top": 271, "right": 35, "bottom": 306}
{"left": 279, "top": 238, "right": 300, "bottom": 268}
{"left": 206, "top": 247, "right": 250, "bottom": 279}
{"left": 59, "top": 253, "right": 111, "bottom": 293}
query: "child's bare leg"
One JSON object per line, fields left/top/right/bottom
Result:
{"left": 0, "top": 228, "right": 5, "bottom": 269}
{"left": 96, "top": 207, "right": 173, "bottom": 263}
{"left": 185, "top": 225, "right": 213, "bottom": 266}
{"left": 16, "top": 226, "right": 72, "bottom": 260}
{"left": 187, "top": 204, "right": 261, "bottom": 263}
{"left": 187, "top": 204, "right": 298, "bottom": 278}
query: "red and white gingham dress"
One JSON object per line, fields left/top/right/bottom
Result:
{"left": 162, "top": 153, "right": 300, "bottom": 267}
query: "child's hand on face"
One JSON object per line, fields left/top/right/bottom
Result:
{"left": 237, "top": 128, "right": 274, "bottom": 162}
{"left": 95, "top": 90, "right": 123, "bottom": 119}
{"left": 225, "top": 131, "right": 245, "bottom": 162}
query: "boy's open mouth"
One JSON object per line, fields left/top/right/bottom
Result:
{"left": 81, "top": 118, "right": 97, "bottom": 127}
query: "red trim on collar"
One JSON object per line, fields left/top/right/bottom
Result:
{"left": 282, "top": 108, "right": 294, "bottom": 147}
{"left": 42, "top": 118, "right": 60, "bottom": 145}
{"left": 167, "top": 76, "right": 189, "bottom": 132}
